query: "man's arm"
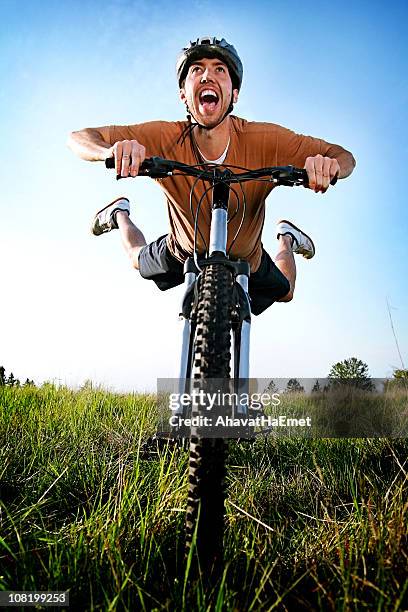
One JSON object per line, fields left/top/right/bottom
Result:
{"left": 67, "top": 126, "right": 146, "bottom": 178}
{"left": 305, "top": 146, "right": 356, "bottom": 193}
{"left": 67, "top": 126, "right": 112, "bottom": 161}
{"left": 325, "top": 144, "right": 356, "bottom": 179}
{"left": 273, "top": 123, "right": 356, "bottom": 193}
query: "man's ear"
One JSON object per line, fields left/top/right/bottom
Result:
{"left": 233, "top": 88, "right": 239, "bottom": 104}
{"left": 179, "top": 88, "right": 186, "bottom": 103}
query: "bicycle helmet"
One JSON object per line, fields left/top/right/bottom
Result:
{"left": 176, "top": 36, "right": 243, "bottom": 91}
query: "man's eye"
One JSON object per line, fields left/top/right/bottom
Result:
{"left": 191, "top": 66, "right": 201, "bottom": 73}
{"left": 217, "top": 66, "right": 225, "bottom": 72}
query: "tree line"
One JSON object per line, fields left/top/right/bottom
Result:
{"left": 1, "top": 357, "right": 407, "bottom": 392}
{"left": 266, "top": 357, "right": 408, "bottom": 394}
{"left": 0, "top": 366, "right": 35, "bottom": 388}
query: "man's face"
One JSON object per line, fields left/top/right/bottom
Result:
{"left": 179, "top": 57, "right": 239, "bottom": 128}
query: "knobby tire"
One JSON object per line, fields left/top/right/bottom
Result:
{"left": 185, "top": 263, "right": 233, "bottom": 576}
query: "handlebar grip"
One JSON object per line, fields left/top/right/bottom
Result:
{"left": 104, "top": 155, "right": 153, "bottom": 179}
{"left": 302, "top": 171, "right": 338, "bottom": 188}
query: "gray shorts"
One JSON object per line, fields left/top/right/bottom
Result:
{"left": 138, "top": 235, "right": 290, "bottom": 316}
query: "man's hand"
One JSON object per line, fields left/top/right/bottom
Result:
{"left": 109, "top": 139, "right": 146, "bottom": 178}
{"left": 304, "top": 154, "right": 340, "bottom": 193}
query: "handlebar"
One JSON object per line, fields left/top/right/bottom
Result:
{"left": 104, "top": 156, "right": 338, "bottom": 187}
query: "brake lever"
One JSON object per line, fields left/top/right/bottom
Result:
{"left": 272, "top": 166, "right": 338, "bottom": 188}
{"left": 270, "top": 166, "right": 307, "bottom": 187}
{"left": 138, "top": 157, "right": 172, "bottom": 178}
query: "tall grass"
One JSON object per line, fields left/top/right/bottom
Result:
{"left": 0, "top": 385, "right": 407, "bottom": 610}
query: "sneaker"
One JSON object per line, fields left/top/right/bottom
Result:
{"left": 91, "top": 197, "right": 130, "bottom": 236}
{"left": 276, "top": 220, "right": 315, "bottom": 259}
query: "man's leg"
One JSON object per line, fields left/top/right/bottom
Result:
{"left": 274, "top": 220, "right": 316, "bottom": 303}
{"left": 91, "top": 198, "right": 184, "bottom": 292}
{"left": 115, "top": 211, "right": 146, "bottom": 270}
{"left": 275, "top": 235, "right": 296, "bottom": 302}
{"left": 91, "top": 197, "right": 147, "bottom": 270}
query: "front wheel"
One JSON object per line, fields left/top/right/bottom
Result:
{"left": 185, "top": 263, "right": 233, "bottom": 573}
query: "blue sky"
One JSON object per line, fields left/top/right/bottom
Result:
{"left": 1, "top": 0, "right": 407, "bottom": 390}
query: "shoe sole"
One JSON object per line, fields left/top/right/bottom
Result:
{"left": 277, "top": 219, "right": 315, "bottom": 259}
{"left": 91, "top": 197, "right": 130, "bottom": 236}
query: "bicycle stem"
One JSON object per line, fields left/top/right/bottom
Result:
{"left": 209, "top": 178, "right": 230, "bottom": 255}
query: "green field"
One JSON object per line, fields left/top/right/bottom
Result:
{"left": 0, "top": 385, "right": 407, "bottom": 611}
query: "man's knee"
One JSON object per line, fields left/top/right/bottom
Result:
{"left": 278, "top": 289, "right": 293, "bottom": 303}
{"left": 128, "top": 246, "right": 142, "bottom": 270}
{"left": 276, "top": 275, "right": 292, "bottom": 302}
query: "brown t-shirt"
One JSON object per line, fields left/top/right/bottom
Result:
{"left": 108, "top": 116, "right": 345, "bottom": 271}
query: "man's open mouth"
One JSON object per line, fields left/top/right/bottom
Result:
{"left": 198, "top": 89, "right": 219, "bottom": 113}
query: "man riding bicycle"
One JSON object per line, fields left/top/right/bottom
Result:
{"left": 68, "top": 36, "right": 355, "bottom": 315}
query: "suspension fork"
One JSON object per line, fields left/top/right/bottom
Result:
{"left": 233, "top": 272, "right": 251, "bottom": 418}
{"left": 209, "top": 175, "right": 252, "bottom": 418}
{"left": 176, "top": 259, "right": 198, "bottom": 417}
{"left": 176, "top": 173, "right": 252, "bottom": 425}
{"left": 177, "top": 175, "right": 230, "bottom": 406}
